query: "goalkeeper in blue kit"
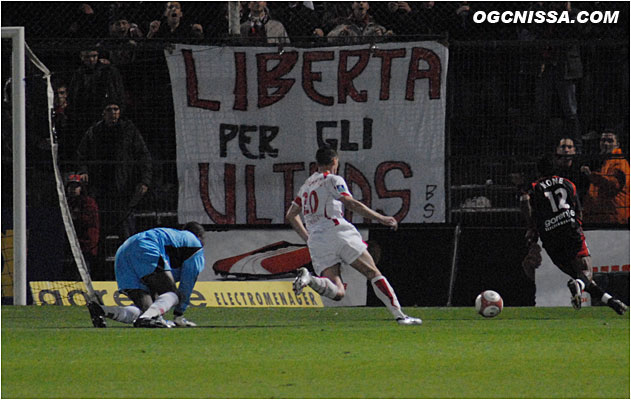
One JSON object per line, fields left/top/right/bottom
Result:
{"left": 88, "top": 222, "right": 206, "bottom": 328}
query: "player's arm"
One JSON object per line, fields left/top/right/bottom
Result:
{"left": 567, "top": 180, "right": 584, "bottom": 221}
{"left": 519, "top": 192, "right": 532, "bottom": 221}
{"left": 518, "top": 187, "right": 542, "bottom": 277}
{"left": 519, "top": 189, "right": 538, "bottom": 245}
{"left": 286, "top": 202, "right": 309, "bottom": 242}
{"left": 338, "top": 196, "right": 398, "bottom": 231}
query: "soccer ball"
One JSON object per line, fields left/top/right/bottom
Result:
{"left": 475, "top": 290, "right": 503, "bottom": 318}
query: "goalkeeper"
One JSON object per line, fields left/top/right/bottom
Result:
{"left": 87, "top": 222, "right": 206, "bottom": 328}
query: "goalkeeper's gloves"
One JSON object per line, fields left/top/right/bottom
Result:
{"left": 174, "top": 315, "right": 197, "bottom": 327}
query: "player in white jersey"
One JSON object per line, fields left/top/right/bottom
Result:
{"left": 286, "top": 147, "right": 422, "bottom": 325}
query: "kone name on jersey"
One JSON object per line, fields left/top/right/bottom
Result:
{"left": 538, "top": 176, "right": 565, "bottom": 189}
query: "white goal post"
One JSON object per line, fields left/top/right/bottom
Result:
{"left": 3, "top": 26, "right": 99, "bottom": 306}
{"left": 2, "top": 27, "right": 26, "bottom": 305}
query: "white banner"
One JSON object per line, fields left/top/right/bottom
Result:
{"left": 535, "top": 230, "right": 630, "bottom": 306}
{"left": 165, "top": 42, "right": 448, "bottom": 224}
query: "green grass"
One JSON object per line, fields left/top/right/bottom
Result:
{"left": 2, "top": 306, "right": 629, "bottom": 398}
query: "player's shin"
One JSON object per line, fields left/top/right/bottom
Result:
{"left": 578, "top": 274, "right": 606, "bottom": 301}
{"left": 310, "top": 276, "right": 342, "bottom": 299}
{"left": 371, "top": 276, "right": 406, "bottom": 319}
{"left": 578, "top": 276, "right": 621, "bottom": 307}
{"left": 102, "top": 305, "right": 142, "bottom": 324}
{"left": 138, "top": 292, "right": 179, "bottom": 319}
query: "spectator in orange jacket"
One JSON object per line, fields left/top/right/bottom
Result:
{"left": 580, "top": 130, "right": 630, "bottom": 224}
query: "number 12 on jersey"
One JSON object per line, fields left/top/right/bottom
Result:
{"left": 544, "top": 188, "right": 569, "bottom": 212}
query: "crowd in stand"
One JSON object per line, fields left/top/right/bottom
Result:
{"left": 1, "top": 1, "right": 628, "bottom": 280}
{"left": 2, "top": 1, "right": 629, "bottom": 42}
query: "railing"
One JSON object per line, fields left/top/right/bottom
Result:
{"left": 3, "top": 37, "right": 628, "bottom": 229}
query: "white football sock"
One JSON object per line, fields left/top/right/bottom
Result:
{"left": 601, "top": 293, "right": 613, "bottom": 303}
{"left": 102, "top": 305, "right": 142, "bottom": 324}
{"left": 309, "top": 276, "right": 341, "bottom": 299}
{"left": 576, "top": 279, "right": 586, "bottom": 291}
{"left": 371, "top": 276, "right": 406, "bottom": 320}
{"left": 139, "top": 292, "right": 179, "bottom": 319}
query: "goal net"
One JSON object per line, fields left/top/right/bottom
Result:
{"left": 2, "top": 29, "right": 98, "bottom": 306}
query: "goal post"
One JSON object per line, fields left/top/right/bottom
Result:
{"left": 2, "top": 27, "right": 26, "bottom": 305}
{"left": 2, "top": 27, "right": 99, "bottom": 306}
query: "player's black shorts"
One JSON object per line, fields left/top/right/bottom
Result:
{"left": 542, "top": 232, "right": 589, "bottom": 267}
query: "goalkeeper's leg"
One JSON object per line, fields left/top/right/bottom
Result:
{"left": 92, "top": 266, "right": 180, "bottom": 327}
{"left": 89, "top": 286, "right": 179, "bottom": 326}
{"left": 88, "top": 290, "right": 148, "bottom": 326}
{"left": 134, "top": 269, "right": 179, "bottom": 322}
{"left": 100, "top": 304, "right": 143, "bottom": 324}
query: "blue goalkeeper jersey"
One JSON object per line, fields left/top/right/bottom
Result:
{"left": 115, "top": 227, "right": 205, "bottom": 314}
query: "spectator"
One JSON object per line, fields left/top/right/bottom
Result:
{"left": 110, "top": 14, "right": 143, "bottom": 39}
{"left": 98, "top": 13, "right": 147, "bottom": 123}
{"left": 76, "top": 100, "right": 152, "bottom": 273}
{"left": 581, "top": 130, "right": 630, "bottom": 224}
{"left": 67, "top": 3, "right": 102, "bottom": 38}
{"left": 522, "top": 2, "right": 588, "bottom": 150}
{"left": 54, "top": 83, "right": 70, "bottom": 115}
{"left": 65, "top": 173, "right": 100, "bottom": 276}
{"left": 101, "top": 14, "right": 144, "bottom": 66}
{"left": 373, "top": 1, "right": 452, "bottom": 38}
{"left": 67, "top": 45, "right": 126, "bottom": 136}
{"left": 53, "top": 83, "right": 77, "bottom": 163}
{"left": 270, "top": 1, "right": 324, "bottom": 43}
{"left": 449, "top": 1, "right": 477, "bottom": 39}
{"left": 376, "top": 2, "right": 419, "bottom": 37}
{"left": 327, "top": 1, "right": 392, "bottom": 44}
{"left": 317, "top": 2, "right": 352, "bottom": 36}
{"left": 202, "top": 2, "right": 232, "bottom": 42}
{"left": 240, "top": 1, "right": 290, "bottom": 45}
{"left": 147, "top": 2, "right": 204, "bottom": 39}
{"left": 413, "top": 1, "right": 452, "bottom": 36}
{"left": 553, "top": 136, "right": 589, "bottom": 201}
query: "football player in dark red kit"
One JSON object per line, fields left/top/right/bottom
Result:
{"left": 520, "top": 155, "right": 627, "bottom": 315}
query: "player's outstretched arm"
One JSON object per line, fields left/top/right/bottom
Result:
{"left": 286, "top": 203, "right": 309, "bottom": 242}
{"left": 518, "top": 192, "right": 538, "bottom": 244}
{"left": 339, "top": 196, "right": 398, "bottom": 231}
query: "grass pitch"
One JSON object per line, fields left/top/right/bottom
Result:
{"left": 1, "top": 306, "right": 629, "bottom": 398}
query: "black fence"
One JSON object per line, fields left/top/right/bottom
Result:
{"left": 1, "top": 2, "right": 629, "bottom": 302}
{"left": 448, "top": 39, "right": 630, "bottom": 225}
{"left": 4, "top": 36, "right": 627, "bottom": 224}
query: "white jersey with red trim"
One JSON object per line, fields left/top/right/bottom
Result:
{"left": 293, "top": 172, "right": 354, "bottom": 234}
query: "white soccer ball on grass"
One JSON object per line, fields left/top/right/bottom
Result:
{"left": 475, "top": 290, "right": 503, "bottom": 318}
